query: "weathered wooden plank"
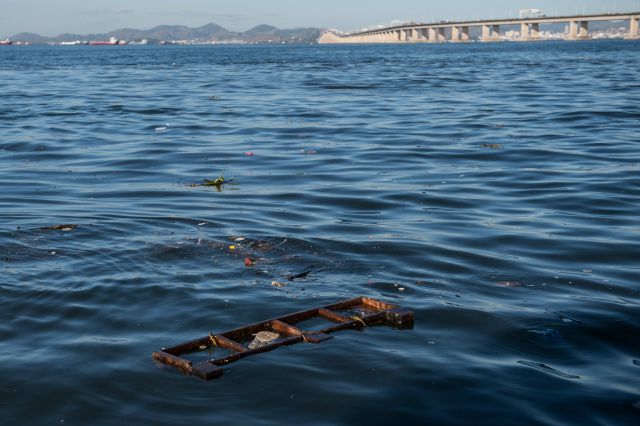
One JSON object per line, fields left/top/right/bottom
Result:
{"left": 362, "top": 297, "right": 398, "bottom": 311}
{"left": 152, "top": 351, "right": 192, "bottom": 371}
{"left": 213, "top": 334, "right": 248, "bottom": 352}
{"left": 270, "top": 319, "right": 303, "bottom": 336}
{"left": 191, "top": 361, "right": 224, "bottom": 380}
{"left": 318, "top": 308, "right": 351, "bottom": 323}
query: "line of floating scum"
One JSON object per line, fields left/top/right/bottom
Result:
{"left": 152, "top": 296, "right": 414, "bottom": 380}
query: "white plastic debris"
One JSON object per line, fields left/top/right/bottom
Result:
{"left": 248, "top": 331, "right": 280, "bottom": 350}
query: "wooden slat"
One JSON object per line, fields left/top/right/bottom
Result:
{"left": 362, "top": 297, "right": 398, "bottom": 311}
{"left": 191, "top": 361, "right": 224, "bottom": 380}
{"left": 318, "top": 308, "right": 351, "bottom": 323}
{"left": 271, "top": 319, "right": 303, "bottom": 336}
{"left": 213, "top": 334, "right": 248, "bottom": 352}
{"left": 152, "top": 351, "right": 192, "bottom": 371}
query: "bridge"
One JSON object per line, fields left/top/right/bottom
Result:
{"left": 318, "top": 12, "right": 640, "bottom": 43}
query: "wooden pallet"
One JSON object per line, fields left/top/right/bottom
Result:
{"left": 152, "top": 296, "right": 414, "bottom": 380}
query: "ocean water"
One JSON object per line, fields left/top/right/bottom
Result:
{"left": 1, "top": 41, "right": 639, "bottom": 425}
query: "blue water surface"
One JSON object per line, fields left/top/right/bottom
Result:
{"left": 1, "top": 41, "right": 640, "bottom": 425}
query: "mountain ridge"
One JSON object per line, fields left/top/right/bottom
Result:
{"left": 10, "top": 23, "right": 324, "bottom": 44}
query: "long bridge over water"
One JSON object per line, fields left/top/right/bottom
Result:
{"left": 319, "top": 12, "right": 640, "bottom": 43}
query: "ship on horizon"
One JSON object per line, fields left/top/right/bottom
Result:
{"left": 89, "top": 36, "right": 125, "bottom": 46}
{"left": 0, "top": 38, "right": 13, "bottom": 45}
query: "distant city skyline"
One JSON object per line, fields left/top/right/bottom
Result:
{"left": 2, "top": 0, "right": 639, "bottom": 36}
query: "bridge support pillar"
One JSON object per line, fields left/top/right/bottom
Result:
{"left": 578, "top": 21, "right": 589, "bottom": 39}
{"left": 428, "top": 27, "right": 444, "bottom": 42}
{"left": 492, "top": 25, "right": 500, "bottom": 41}
{"left": 481, "top": 24, "right": 492, "bottom": 41}
{"left": 520, "top": 23, "right": 530, "bottom": 40}
{"left": 628, "top": 17, "right": 640, "bottom": 39}
{"left": 568, "top": 21, "right": 578, "bottom": 40}
{"left": 531, "top": 23, "right": 541, "bottom": 40}
{"left": 451, "top": 26, "right": 460, "bottom": 42}
{"left": 461, "top": 26, "right": 469, "bottom": 41}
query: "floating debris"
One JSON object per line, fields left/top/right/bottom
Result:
{"left": 481, "top": 144, "right": 503, "bottom": 149}
{"left": 248, "top": 331, "right": 280, "bottom": 350}
{"left": 152, "top": 296, "right": 414, "bottom": 380}
{"left": 40, "top": 224, "right": 78, "bottom": 232}
{"left": 190, "top": 176, "right": 233, "bottom": 188}
{"left": 203, "top": 176, "right": 227, "bottom": 186}
{"left": 285, "top": 270, "right": 312, "bottom": 281}
{"left": 496, "top": 281, "right": 523, "bottom": 287}
{"left": 155, "top": 126, "right": 167, "bottom": 132}
{"left": 517, "top": 360, "right": 580, "bottom": 379}
{"left": 231, "top": 236, "right": 246, "bottom": 242}
{"left": 244, "top": 257, "right": 253, "bottom": 267}
{"left": 272, "top": 281, "right": 287, "bottom": 287}
{"left": 244, "top": 152, "right": 254, "bottom": 156}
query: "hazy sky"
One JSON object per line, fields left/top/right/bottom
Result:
{"left": 2, "top": 0, "right": 639, "bottom": 36}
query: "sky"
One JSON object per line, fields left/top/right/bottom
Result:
{"left": 1, "top": 0, "right": 639, "bottom": 36}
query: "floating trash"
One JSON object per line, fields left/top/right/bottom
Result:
{"left": 152, "top": 296, "right": 414, "bottom": 380}
{"left": 244, "top": 257, "right": 253, "bottom": 267}
{"left": 40, "top": 224, "right": 78, "bottom": 232}
{"left": 202, "top": 176, "right": 227, "bottom": 186}
{"left": 248, "top": 331, "right": 280, "bottom": 350}
{"left": 496, "top": 281, "right": 523, "bottom": 287}
{"left": 285, "top": 270, "right": 312, "bottom": 281}
{"left": 272, "top": 281, "right": 287, "bottom": 287}
{"left": 481, "top": 144, "right": 503, "bottom": 149}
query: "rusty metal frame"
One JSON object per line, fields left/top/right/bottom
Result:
{"left": 152, "top": 296, "right": 414, "bottom": 380}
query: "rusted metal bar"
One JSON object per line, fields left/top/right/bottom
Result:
{"left": 152, "top": 296, "right": 413, "bottom": 380}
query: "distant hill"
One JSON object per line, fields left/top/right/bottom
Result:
{"left": 10, "top": 23, "right": 323, "bottom": 44}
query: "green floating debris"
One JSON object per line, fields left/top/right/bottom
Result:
{"left": 203, "top": 176, "right": 226, "bottom": 186}
{"left": 481, "top": 144, "right": 503, "bottom": 149}
{"left": 190, "top": 176, "right": 233, "bottom": 187}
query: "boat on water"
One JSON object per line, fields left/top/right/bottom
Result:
{"left": 0, "top": 38, "right": 13, "bottom": 45}
{"left": 89, "top": 36, "right": 124, "bottom": 46}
